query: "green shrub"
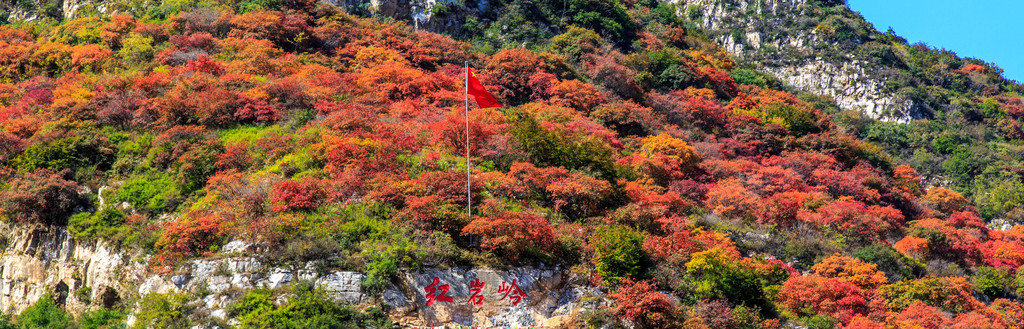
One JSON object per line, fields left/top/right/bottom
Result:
{"left": 729, "top": 68, "right": 770, "bottom": 88}
{"left": 116, "top": 174, "right": 180, "bottom": 214}
{"left": 549, "top": 26, "right": 604, "bottom": 62}
{"left": 941, "top": 149, "right": 988, "bottom": 192}
{"left": 973, "top": 266, "right": 1011, "bottom": 298}
{"left": 980, "top": 98, "right": 1005, "bottom": 119}
{"left": 74, "top": 286, "right": 92, "bottom": 305}
{"left": 510, "top": 114, "right": 620, "bottom": 182}
{"left": 592, "top": 226, "right": 652, "bottom": 285}
{"left": 37, "top": 0, "right": 62, "bottom": 19}
{"left": 78, "top": 308, "right": 126, "bottom": 329}
{"left": 231, "top": 283, "right": 393, "bottom": 329}
{"left": 931, "top": 136, "right": 958, "bottom": 154}
{"left": 0, "top": 314, "right": 13, "bottom": 329}
{"left": 68, "top": 207, "right": 129, "bottom": 242}
{"left": 238, "top": 0, "right": 280, "bottom": 13}
{"left": 862, "top": 122, "right": 912, "bottom": 151}
{"left": 133, "top": 292, "right": 191, "bottom": 329}
{"left": 763, "top": 103, "right": 821, "bottom": 136}
{"left": 801, "top": 315, "right": 837, "bottom": 329}
{"left": 118, "top": 34, "right": 156, "bottom": 66}
{"left": 563, "top": 0, "right": 635, "bottom": 44}
{"left": 658, "top": 64, "right": 700, "bottom": 91}
{"left": 16, "top": 294, "right": 71, "bottom": 329}
{"left": 685, "top": 248, "right": 786, "bottom": 318}
{"left": 14, "top": 137, "right": 83, "bottom": 173}
{"left": 853, "top": 244, "right": 922, "bottom": 282}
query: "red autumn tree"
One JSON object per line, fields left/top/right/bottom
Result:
{"left": 797, "top": 199, "right": 904, "bottom": 240}
{"left": 461, "top": 200, "right": 555, "bottom": 260}
{"left": 893, "top": 301, "right": 949, "bottom": 329}
{"left": 706, "top": 178, "right": 760, "bottom": 219}
{"left": 777, "top": 274, "right": 872, "bottom": 324}
{"left": 394, "top": 195, "right": 466, "bottom": 235}
{"left": 608, "top": 278, "right": 677, "bottom": 328}
{"left": 234, "top": 96, "right": 280, "bottom": 124}
{"left": 843, "top": 316, "right": 884, "bottom": 329}
{"left": 428, "top": 110, "right": 497, "bottom": 155}
{"left": 155, "top": 215, "right": 227, "bottom": 266}
{"left": 892, "top": 164, "right": 924, "bottom": 195}
{"left": 643, "top": 227, "right": 734, "bottom": 266}
{"left": 546, "top": 172, "right": 611, "bottom": 220}
{"left": 991, "top": 299, "right": 1024, "bottom": 328}
{"left": 484, "top": 48, "right": 545, "bottom": 102}
{"left": 589, "top": 100, "right": 664, "bottom": 136}
{"left": 756, "top": 191, "right": 815, "bottom": 226}
{"left": 948, "top": 311, "right": 1006, "bottom": 329}
{"left": 100, "top": 14, "right": 136, "bottom": 49}
{"left": 0, "top": 169, "right": 86, "bottom": 226}
{"left": 269, "top": 177, "right": 326, "bottom": 212}
{"left": 215, "top": 142, "right": 252, "bottom": 172}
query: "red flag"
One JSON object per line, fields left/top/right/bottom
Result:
{"left": 467, "top": 68, "right": 502, "bottom": 108}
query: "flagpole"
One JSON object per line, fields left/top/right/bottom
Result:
{"left": 465, "top": 61, "right": 471, "bottom": 221}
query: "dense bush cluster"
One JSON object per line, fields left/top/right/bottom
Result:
{"left": 1, "top": 0, "right": 1023, "bottom": 328}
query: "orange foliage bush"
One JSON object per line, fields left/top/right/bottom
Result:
{"left": 461, "top": 201, "right": 555, "bottom": 259}
{"left": 812, "top": 254, "right": 888, "bottom": 289}
{"left": 155, "top": 215, "right": 227, "bottom": 266}
{"left": 550, "top": 79, "right": 605, "bottom": 113}
{"left": 894, "top": 301, "right": 948, "bottom": 329}
{"left": 546, "top": 172, "right": 611, "bottom": 219}
{"left": 893, "top": 236, "right": 929, "bottom": 259}
{"left": 706, "top": 178, "right": 760, "bottom": 219}
{"left": 641, "top": 133, "right": 699, "bottom": 166}
{"left": 643, "top": 227, "right": 734, "bottom": 265}
{"left": 777, "top": 274, "right": 872, "bottom": 324}
{"left": 924, "top": 187, "right": 971, "bottom": 214}
{"left": 270, "top": 177, "right": 326, "bottom": 212}
{"left": 608, "top": 279, "right": 676, "bottom": 328}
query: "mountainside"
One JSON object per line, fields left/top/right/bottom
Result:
{"left": 2, "top": 0, "right": 1024, "bottom": 329}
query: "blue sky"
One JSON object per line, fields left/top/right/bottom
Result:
{"left": 847, "top": 0, "right": 1024, "bottom": 83}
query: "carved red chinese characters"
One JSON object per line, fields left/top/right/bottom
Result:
{"left": 424, "top": 277, "right": 453, "bottom": 306}
{"left": 468, "top": 278, "right": 486, "bottom": 305}
{"left": 498, "top": 279, "right": 528, "bottom": 306}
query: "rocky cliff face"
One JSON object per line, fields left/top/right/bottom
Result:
{"left": 3, "top": 0, "right": 115, "bottom": 22}
{"left": 763, "top": 60, "right": 918, "bottom": 123}
{"left": 673, "top": 0, "right": 923, "bottom": 122}
{"left": 0, "top": 222, "right": 145, "bottom": 316}
{"left": 0, "top": 223, "right": 594, "bottom": 327}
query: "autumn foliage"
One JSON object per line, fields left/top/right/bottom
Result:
{"left": 2, "top": 3, "right": 1024, "bottom": 328}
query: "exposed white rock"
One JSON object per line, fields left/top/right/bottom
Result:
{"left": 0, "top": 222, "right": 148, "bottom": 315}
{"left": 765, "top": 60, "right": 917, "bottom": 122}
{"left": 265, "top": 269, "right": 293, "bottom": 289}
{"left": 674, "top": 0, "right": 920, "bottom": 122}
{"left": 314, "top": 271, "right": 365, "bottom": 304}
{"left": 221, "top": 240, "right": 251, "bottom": 254}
